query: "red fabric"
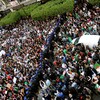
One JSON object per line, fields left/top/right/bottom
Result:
{"left": 5, "top": 71, "right": 9, "bottom": 74}
{"left": 80, "top": 96, "right": 83, "bottom": 100}
{"left": 80, "top": 52, "right": 84, "bottom": 57}
{"left": 56, "top": 78, "right": 60, "bottom": 82}
{"left": 7, "top": 75, "right": 12, "bottom": 80}
{"left": 88, "top": 52, "right": 91, "bottom": 57}
{"left": 53, "top": 61, "right": 57, "bottom": 66}
{"left": 72, "top": 56, "right": 74, "bottom": 60}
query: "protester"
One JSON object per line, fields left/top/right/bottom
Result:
{"left": 0, "top": 1, "right": 99, "bottom": 100}
{"left": 0, "top": 17, "right": 58, "bottom": 99}
{"left": 37, "top": 2, "right": 100, "bottom": 100}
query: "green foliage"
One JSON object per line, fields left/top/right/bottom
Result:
{"left": 0, "top": 0, "right": 74, "bottom": 26}
{"left": 18, "top": 3, "right": 40, "bottom": 17}
{"left": 0, "top": 3, "right": 40, "bottom": 26}
{"left": 0, "top": 11, "right": 21, "bottom": 26}
{"left": 31, "top": 0, "right": 74, "bottom": 20}
{"left": 88, "top": 0, "right": 100, "bottom": 5}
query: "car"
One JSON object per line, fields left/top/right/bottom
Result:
{"left": 72, "top": 35, "right": 100, "bottom": 49}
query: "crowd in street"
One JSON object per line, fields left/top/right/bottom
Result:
{"left": 0, "top": 1, "right": 100, "bottom": 100}
{"left": 37, "top": 2, "right": 100, "bottom": 100}
{"left": 0, "top": 17, "right": 57, "bottom": 100}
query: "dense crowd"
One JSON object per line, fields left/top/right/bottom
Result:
{"left": 37, "top": 2, "right": 100, "bottom": 100}
{"left": 0, "top": 1, "right": 100, "bottom": 100}
{"left": 0, "top": 17, "right": 58, "bottom": 99}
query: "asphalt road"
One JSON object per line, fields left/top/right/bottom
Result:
{"left": 93, "top": 94, "right": 100, "bottom": 100}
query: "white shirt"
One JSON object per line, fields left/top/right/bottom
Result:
{"left": 62, "top": 63, "right": 67, "bottom": 68}
{"left": 13, "top": 77, "right": 17, "bottom": 84}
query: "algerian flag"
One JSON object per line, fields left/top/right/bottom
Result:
{"left": 75, "top": 13, "right": 80, "bottom": 19}
{"left": 94, "top": 63, "right": 100, "bottom": 73}
{"left": 14, "top": 87, "right": 19, "bottom": 92}
{"left": 75, "top": 54, "right": 79, "bottom": 61}
{"left": 94, "top": 63, "right": 100, "bottom": 69}
{"left": 24, "top": 81, "right": 28, "bottom": 85}
{"left": 60, "top": 75, "right": 64, "bottom": 80}
{"left": 68, "top": 37, "right": 72, "bottom": 43}
{"left": 95, "top": 84, "right": 100, "bottom": 92}
{"left": 63, "top": 49, "right": 67, "bottom": 54}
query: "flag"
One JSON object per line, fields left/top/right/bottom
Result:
{"left": 94, "top": 63, "right": 100, "bottom": 69}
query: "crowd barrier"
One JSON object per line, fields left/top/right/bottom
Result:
{"left": 24, "top": 18, "right": 61, "bottom": 100}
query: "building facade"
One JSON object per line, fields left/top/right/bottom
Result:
{"left": 0, "top": 0, "right": 37, "bottom": 11}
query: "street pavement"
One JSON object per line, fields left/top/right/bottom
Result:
{"left": 93, "top": 94, "right": 100, "bottom": 100}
